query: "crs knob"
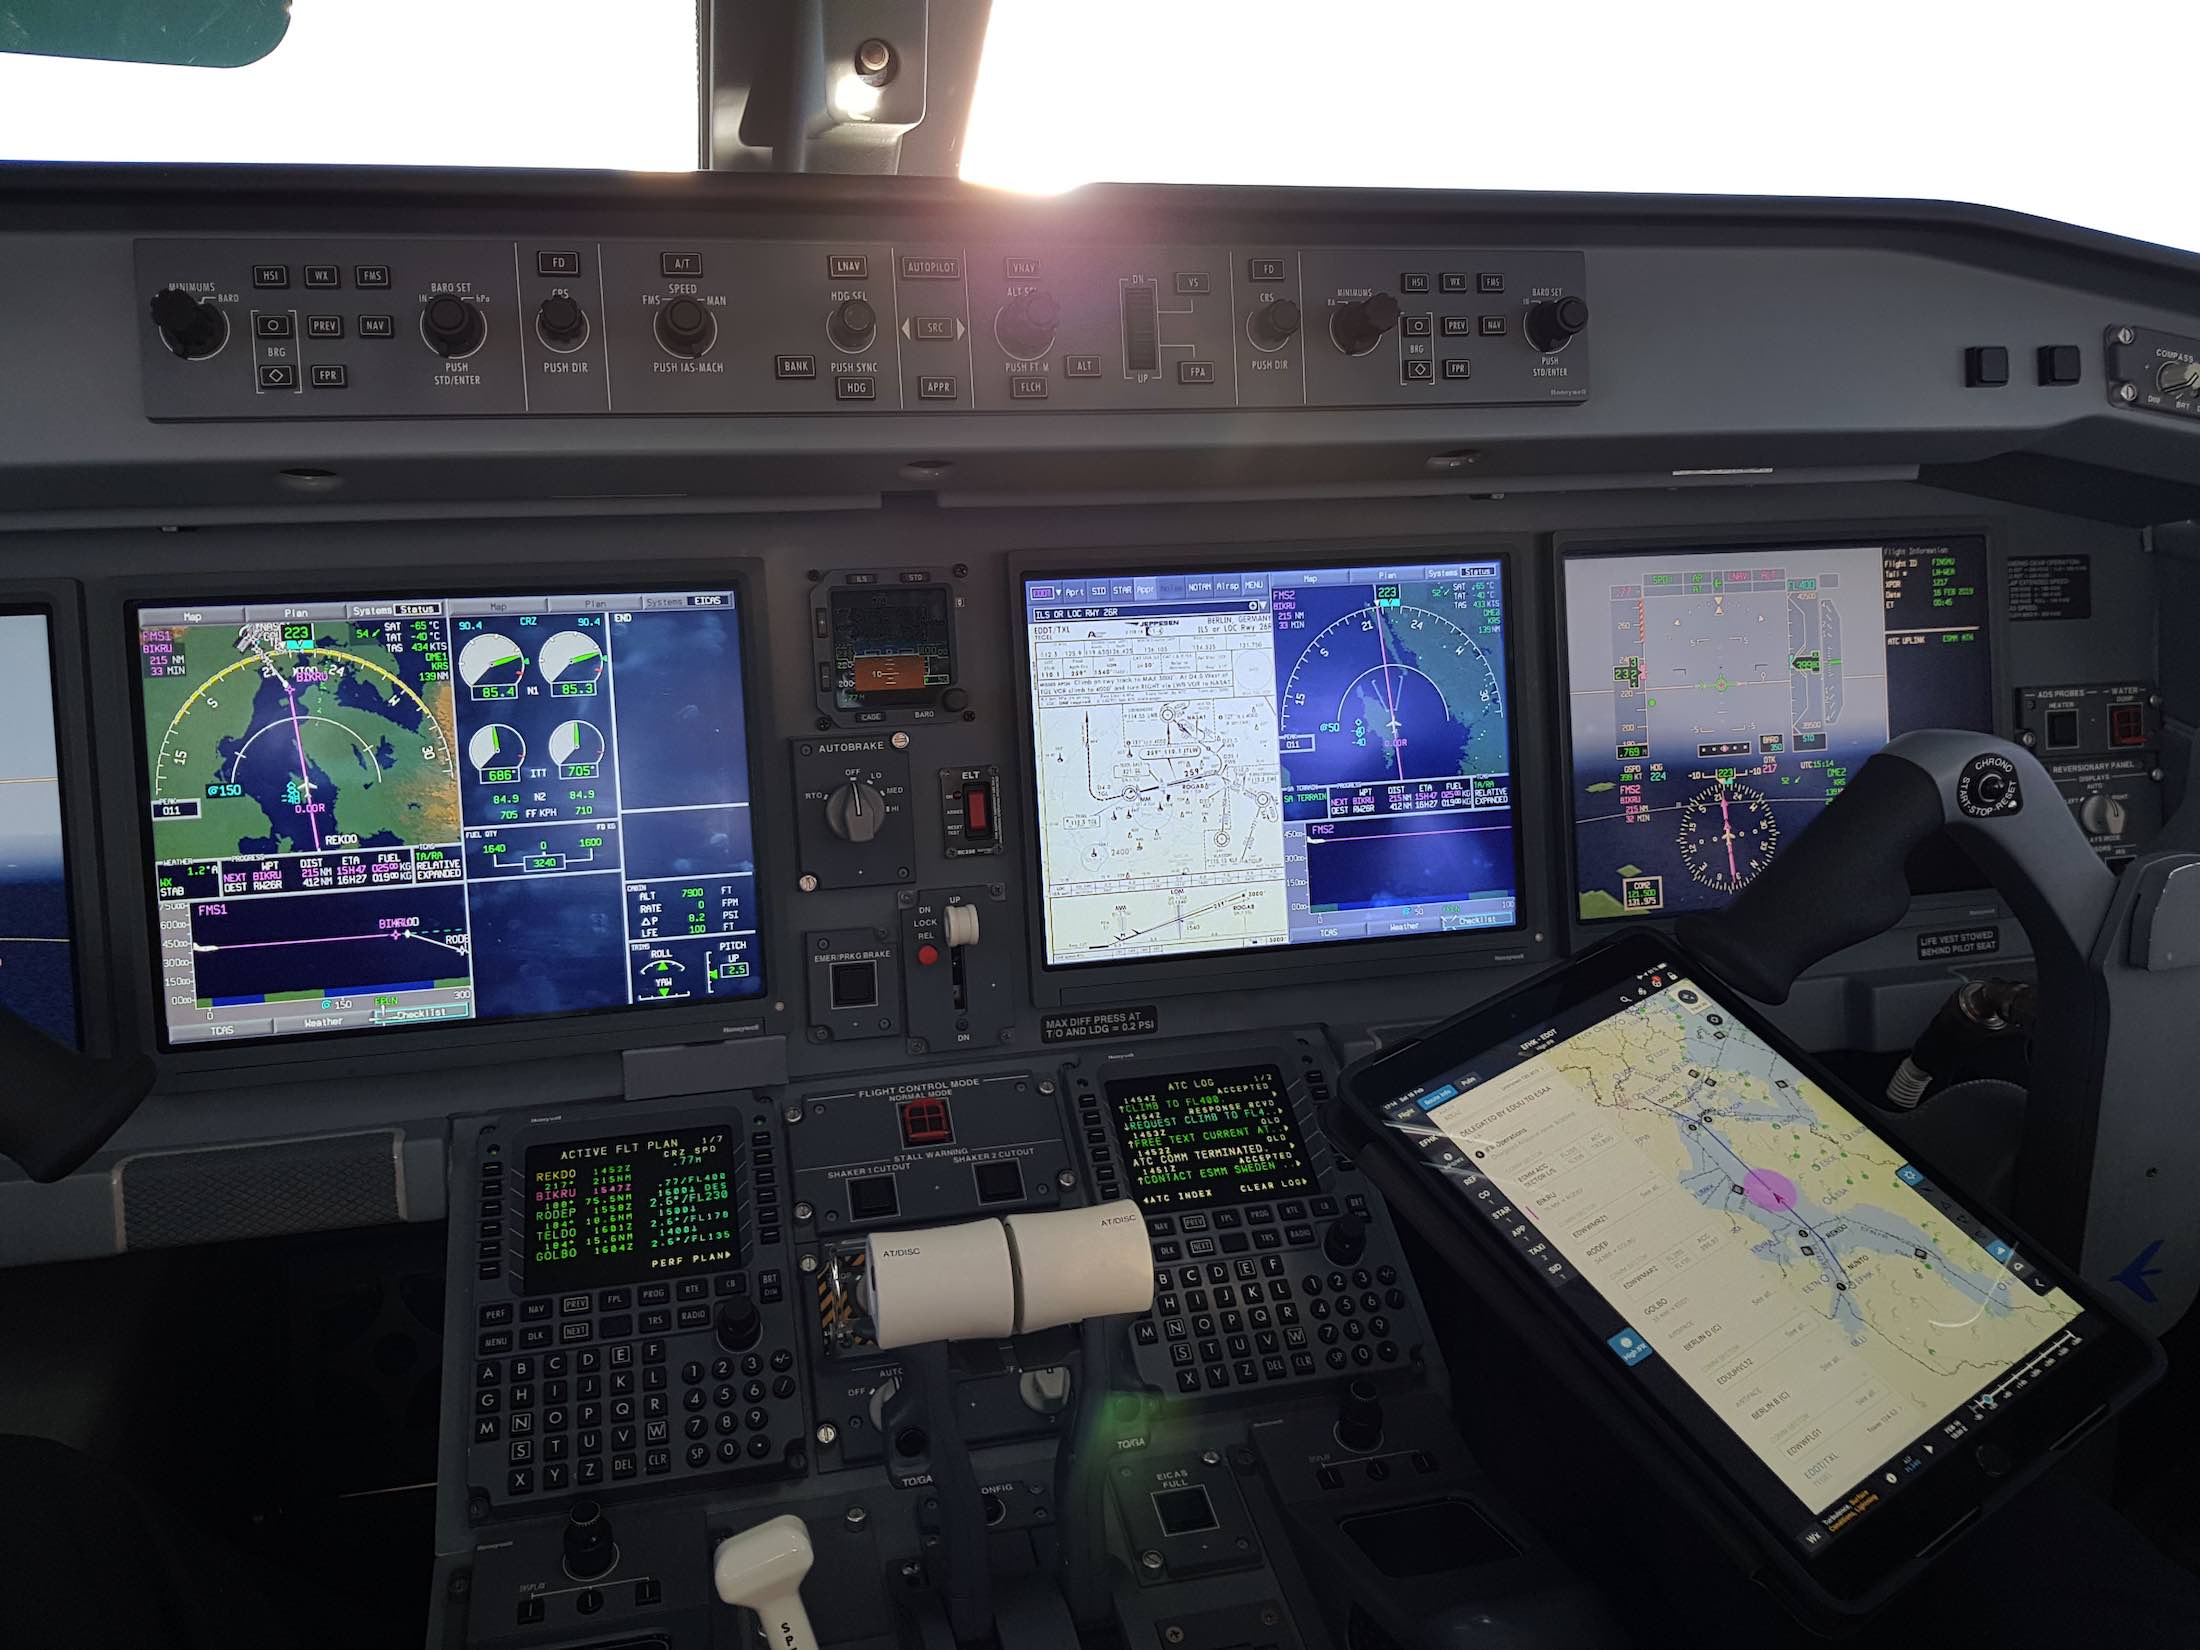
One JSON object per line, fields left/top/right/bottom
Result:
{"left": 1249, "top": 297, "right": 1302, "bottom": 351}
{"left": 655, "top": 296, "right": 717, "bottom": 358}
{"left": 1524, "top": 295, "right": 1590, "bottom": 353}
{"left": 1323, "top": 1212, "right": 1368, "bottom": 1266}
{"left": 824, "top": 780, "right": 887, "bottom": 843}
{"left": 1329, "top": 292, "right": 1400, "bottom": 356}
{"left": 994, "top": 291, "right": 1060, "bottom": 361}
{"left": 714, "top": 1296, "right": 763, "bottom": 1353}
{"left": 148, "top": 288, "right": 229, "bottom": 360}
{"left": 536, "top": 293, "right": 588, "bottom": 349}
{"left": 828, "top": 297, "right": 878, "bottom": 353}
{"left": 420, "top": 294, "right": 487, "bottom": 359}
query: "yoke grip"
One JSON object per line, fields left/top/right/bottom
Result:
{"left": 1675, "top": 751, "right": 1946, "bottom": 1003}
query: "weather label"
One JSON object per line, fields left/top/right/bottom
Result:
{"left": 1563, "top": 540, "right": 1991, "bottom": 920}
{"left": 137, "top": 591, "right": 764, "bottom": 1046}
{"left": 1026, "top": 560, "right": 1517, "bottom": 966}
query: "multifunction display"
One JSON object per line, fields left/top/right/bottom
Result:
{"left": 1025, "top": 558, "right": 1516, "bottom": 966}
{"left": 136, "top": 588, "right": 765, "bottom": 1045}
{"left": 1384, "top": 967, "right": 2087, "bottom": 1552}
{"left": 524, "top": 1128, "right": 741, "bottom": 1292}
{"left": 1106, "top": 1064, "right": 1318, "bottom": 1209}
{"left": 0, "top": 612, "right": 75, "bottom": 1045}
{"left": 1565, "top": 539, "right": 1991, "bottom": 920}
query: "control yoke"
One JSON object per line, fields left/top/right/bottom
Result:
{"left": 0, "top": 1010, "right": 156, "bottom": 1183}
{"left": 1677, "top": 729, "right": 2200, "bottom": 1332}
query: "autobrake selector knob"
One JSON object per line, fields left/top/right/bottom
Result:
{"left": 421, "top": 294, "right": 487, "bottom": 358}
{"left": 1524, "top": 295, "right": 1590, "bottom": 353}
{"left": 829, "top": 297, "right": 878, "bottom": 352}
{"left": 1249, "top": 298, "right": 1301, "bottom": 351}
{"left": 1329, "top": 292, "right": 1400, "bottom": 356}
{"left": 715, "top": 1296, "right": 763, "bottom": 1353}
{"left": 1323, "top": 1211, "right": 1368, "bottom": 1266}
{"left": 536, "top": 293, "right": 587, "bottom": 347}
{"left": 994, "top": 291, "right": 1060, "bottom": 360}
{"left": 149, "top": 288, "right": 228, "bottom": 359}
{"left": 1336, "top": 1378, "right": 1384, "bottom": 1453}
{"left": 562, "top": 1500, "right": 618, "bottom": 1580}
{"left": 655, "top": 296, "right": 717, "bottom": 358}
{"left": 824, "top": 780, "right": 887, "bottom": 844}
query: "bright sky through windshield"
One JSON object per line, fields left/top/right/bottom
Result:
{"left": 962, "top": 0, "right": 2200, "bottom": 255}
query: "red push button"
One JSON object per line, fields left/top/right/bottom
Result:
{"left": 916, "top": 942, "right": 940, "bottom": 967}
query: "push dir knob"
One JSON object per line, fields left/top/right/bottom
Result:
{"left": 1323, "top": 1211, "right": 1368, "bottom": 1266}
{"left": 715, "top": 1296, "right": 763, "bottom": 1354}
{"left": 994, "top": 291, "right": 1060, "bottom": 360}
{"left": 828, "top": 297, "right": 878, "bottom": 352}
{"left": 536, "top": 293, "right": 587, "bottom": 347}
{"left": 655, "top": 296, "right": 717, "bottom": 358}
{"left": 420, "top": 293, "right": 486, "bottom": 359}
{"left": 149, "top": 288, "right": 228, "bottom": 359}
{"left": 1329, "top": 292, "right": 1400, "bottom": 356}
{"left": 1336, "top": 1378, "right": 1385, "bottom": 1454}
{"left": 1249, "top": 297, "right": 1302, "bottom": 351}
{"left": 1524, "top": 295, "right": 1590, "bottom": 354}
{"left": 562, "top": 1501, "right": 619, "bottom": 1581}
{"left": 824, "top": 779, "right": 887, "bottom": 844}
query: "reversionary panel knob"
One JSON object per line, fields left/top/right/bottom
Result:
{"left": 1524, "top": 295, "right": 1590, "bottom": 353}
{"left": 149, "top": 288, "right": 229, "bottom": 359}
{"left": 1329, "top": 292, "right": 1400, "bottom": 356}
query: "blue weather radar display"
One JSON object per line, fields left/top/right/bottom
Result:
{"left": 137, "top": 589, "right": 764, "bottom": 1045}
{"left": 1026, "top": 557, "right": 1516, "bottom": 965}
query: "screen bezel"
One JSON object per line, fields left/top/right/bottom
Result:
{"left": 1341, "top": 928, "right": 2158, "bottom": 1610}
{"left": 1552, "top": 521, "right": 2007, "bottom": 944}
{"left": 116, "top": 567, "right": 775, "bottom": 1061}
{"left": 1011, "top": 538, "right": 1551, "bottom": 1009}
{"left": 0, "top": 587, "right": 102, "bottom": 1053}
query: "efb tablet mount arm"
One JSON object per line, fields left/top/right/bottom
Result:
{"left": 1675, "top": 729, "right": 2200, "bottom": 1337}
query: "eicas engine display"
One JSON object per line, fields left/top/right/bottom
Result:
{"left": 1563, "top": 538, "right": 1991, "bottom": 919}
{"left": 134, "top": 588, "right": 765, "bottom": 1045}
{"left": 1024, "top": 556, "right": 1518, "bottom": 966}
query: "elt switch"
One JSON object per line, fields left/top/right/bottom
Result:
{"left": 963, "top": 783, "right": 993, "bottom": 841}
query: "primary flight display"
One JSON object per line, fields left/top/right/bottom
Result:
{"left": 136, "top": 589, "right": 764, "bottom": 1046}
{"left": 1565, "top": 539, "right": 1991, "bottom": 920}
{"left": 1024, "top": 557, "right": 1517, "bottom": 967}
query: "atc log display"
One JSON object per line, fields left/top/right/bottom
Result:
{"left": 137, "top": 591, "right": 766, "bottom": 1045}
{"left": 1107, "top": 1064, "right": 1318, "bottom": 1209}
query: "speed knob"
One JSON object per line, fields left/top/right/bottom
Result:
{"left": 994, "top": 291, "right": 1060, "bottom": 360}
{"left": 421, "top": 294, "right": 487, "bottom": 358}
{"left": 828, "top": 297, "right": 878, "bottom": 352}
{"left": 1524, "top": 295, "right": 1590, "bottom": 353}
{"left": 1329, "top": 292, "right": 1400, "bottom": 356}
{"left": 1249, "top": 297, "right": 1302, "bottom": 351}
{"left": 148, "top": 288, "right": 228, "bottom": 359}
{"left": 824, "top": 780, "right": 888, "bottom": 843}
{"left": 536, "top": 293, "right": 587, "bottom": 349}
{"left": 655, "top": 296, "right": 717, "bottom": 358}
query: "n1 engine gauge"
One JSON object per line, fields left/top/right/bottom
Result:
{"left": 809, "top": 571, "right": 968, "bottom": 727}
{"left": 1677, "top": 778, "right": 1780, "bottom": 893}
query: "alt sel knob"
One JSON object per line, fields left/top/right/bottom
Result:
{"left": 1249, "top": 297, "right": 1302, "bottom": 351}
{"left": 824, "top": 780, "right": 887, "bottom": 843}
{"left": 1524, "top": 295, "right": 1590, "bottom": 354}
{"left": 655, "top": 296, "right": 717, "bottom": 358}
{"left": 1329, "top": 292, "right": 1400, "bottom": 356}
{"left": 421, "top": 293, "right": 487, "bottom": 359}
{"left": 829, "top": 297, "right": 878, "bottom": 352}
{"left": 148, "top": 288, "right": 228, "bottom": 359}
{"left": 994, "top": 291, "right": 1060, "bottom": 360}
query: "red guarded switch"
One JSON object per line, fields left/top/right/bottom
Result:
{"left": 963, "top": 783, "right": 993, "bottom": 840}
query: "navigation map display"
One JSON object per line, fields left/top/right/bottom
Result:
{"left": 1106, "top": 1064, "right": 1318, "bottom": 1209}
{"left": 1024, "top": 558, "right": 1517, "bottom": 967}
{"left": 136, "top": 589, "right": 764, "bottom": 1046}
{"left": 0, "top": 611, "right": 76, "bottom": 1045}
{"left": 1381, "top": 959, "right": 2090, "bottom": 1552}
{"left": 1565, "top": 538, "right": 1991, "bottom": 920}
